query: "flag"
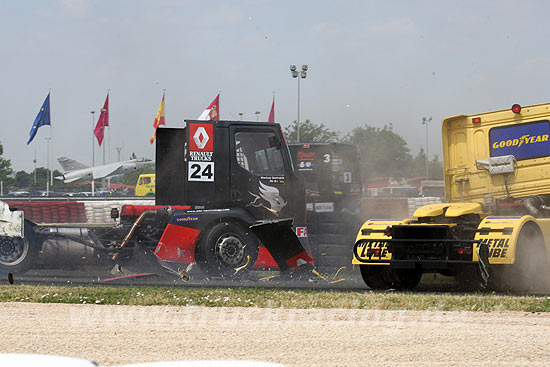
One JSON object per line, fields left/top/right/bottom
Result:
{"left": 94, "top": 93, "right": 109, "bottom": 146}
{"left": 149, "top": 91, "right": 166, "bottom": 144}
{"left": 268, "top": 96, "right": 275, "bottom": 123}
{"left": 27, "top": 93, "right": 51, "bottom": 145}
{"left": 197, "top": 93, "right": 220, "bottom": 121}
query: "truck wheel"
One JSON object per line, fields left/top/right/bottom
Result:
{"left": 391, "top": 269, "right": 423, "bottom": 290}
{"left": 0, "top": 223, "right": 38, "bottom": 275}
{"left": 196, "top": 222, "right": 259, "bottom": 277}
{"left": 359, "top": 265, "right": 392, "bottom": 290}
{"left": 497, "top": 223, "right": 548, "bottom": 293}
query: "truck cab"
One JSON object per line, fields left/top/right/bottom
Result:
{"left": 153, "top": 120, "right": 311, "bottom": 274}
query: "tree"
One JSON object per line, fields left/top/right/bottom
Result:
{"left": 0, "top": 142, "right": 14, "bottom": 187}
{"left": 121, "top": 166, "right": 154, "bottom": 186}
{"left": 408, "top": 147, "right": 444, "bottom": 179}
{"left": 15, "top": 170, "right": 32, "bottom": 188}
{"left": 343, "top": 124, "right": 412, "bottom": 181}
{"left": 284, "top": 120, "right": 340, "bottom": 142}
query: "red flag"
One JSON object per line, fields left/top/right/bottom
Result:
{"left": 268, "top": 96, "right": 275, "bottom": 123}
{"left": 197, "top": 93, "right": 220, "bottom": 121}
{"left": 94, "top": 92, "right": 109, "bottom": 146}
{"left": 150, "top": 92, "right": 166, "bottom": 144}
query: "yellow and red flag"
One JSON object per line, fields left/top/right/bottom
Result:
{"left": 149, "top": 91, "right": 166, "bottom": 144}
{"left": 197, "top": 93, "right": 220, "bottom": 121}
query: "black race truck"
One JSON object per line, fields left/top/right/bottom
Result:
{"left": 288, "top": 142, "right": 362, "bottom": 269}
{"left": 0, "top": 120, "right": 313, "bottom": 279}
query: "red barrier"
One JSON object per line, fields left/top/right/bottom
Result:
{"left": 6, "top": 201, "right": 87, "bottom": 223}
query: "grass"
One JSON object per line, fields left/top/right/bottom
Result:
{"left": 1, "top": 284, "right": 550, "bottom": 312}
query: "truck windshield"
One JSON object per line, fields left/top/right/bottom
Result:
{"left": 235, "top": 132, "right": 284, "bottom": 175}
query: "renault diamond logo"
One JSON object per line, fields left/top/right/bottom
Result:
{"left": 193, "top": 127, "right": 209, "bottom": 149}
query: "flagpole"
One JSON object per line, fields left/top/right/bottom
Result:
{"left": 45, "top": 137, "right": 51, "bottom": 195}
{"left": 106, "top": 89, "right": 110, "bottom": 164}
{"left": 49, "top": 124, "right": 53, "bottom": 188}
{"left": 33, "top": 148, "right": 37, "bottom": 185}
{"left": 91, "top": 110, "right": 95, "bottom": 167}
{"left": 49, "top": 89, "right": 53, "bottom": 188}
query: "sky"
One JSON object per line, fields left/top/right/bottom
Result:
{"left": 2, "top": 0, "right": 550, "bottom": 172}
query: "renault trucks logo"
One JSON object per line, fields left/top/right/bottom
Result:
{"left": 490, "top": 120, "right": 550, "bottom": 161}
{"left": 189, "top": 123, "right": 213, "bottom": 152}
{"left": 188, "top": 123, "right": 215, "bottom": 182}
{"left": 193, "top": 127, "right": 209, "bottom": 149}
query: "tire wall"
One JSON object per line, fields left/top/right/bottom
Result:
{"left": 307, "top": 210, "right": 361, "bottom": 270}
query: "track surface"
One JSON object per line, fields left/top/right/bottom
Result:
{"left": 3, "top": 265, "right": 369, "bottom": 290}
{"left": 2, "top": 302, "right": 550, "bottom": 366}
{"left": 3, "top": 265, "right": 468, "bottom": 292}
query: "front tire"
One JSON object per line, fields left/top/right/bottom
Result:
{"left": 196, "top": 222, "right": 259, "bottom": 277}
{"left": 0, "top": 223, "right": 39, "bottom": 275}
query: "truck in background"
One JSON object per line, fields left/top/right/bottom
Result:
{"left": 288, "top": 142, "right": 362, "bottom": 270}
{"left": 135, "top": 173, "right": 156, "bottom": 197}
{"left": 353, "top": 103, "right": 550, "bottom": 292}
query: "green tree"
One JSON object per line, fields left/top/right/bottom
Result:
{"left": 408, "top": 147, "right": 444, "bottom": 179}
{"left": 428, "top": 154, "right": 444, "bottom": 180}
{"left": 343, "top": 124, "right": 412, "bottom": 181}
{"left": 284, "top": 120, "right": 340, "bottom": 142}
{"left": 15, "top": 170, "right": 32, "bottom": 188}
{"left": 121, "top": 166, "right": 155, "bottom": 186}
{"left": 0, "top": 142, "right": 14, "bottom": 187}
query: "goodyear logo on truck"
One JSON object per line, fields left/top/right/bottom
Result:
{"left": 490, "top": 120, "right": 550, "bottom": 160}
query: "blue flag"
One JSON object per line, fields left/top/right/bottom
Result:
{"left": 27, "top": 93, "right": 51, "bottom": 145}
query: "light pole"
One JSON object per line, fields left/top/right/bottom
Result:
{"left": 255, "top": 111, "right": 261, "bottom": 121}
{"left": 422, "top": 117, "right": 432, "bottom": 179}
{"left": 90, "top": 110, "right": 95, "bottom": 167}
{"left": 290, "top": 64, "right": 308, "bottom": 141}
{"left": 116, "top": 147, "right": 122, "bottom": 162}
{"left": 238, "top": 112, "right": 243, "bottom": 120}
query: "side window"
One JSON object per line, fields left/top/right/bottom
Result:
{"left": 138, "top": 177, "right": 143, "bottom": 185}
{"left": 143, "top": 177, "right": 151, "bottom": 185}
{"left": 235, "top": 132, "right": 284, "bottom": 175}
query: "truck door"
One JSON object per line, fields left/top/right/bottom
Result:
{"left": 229, "top": 125, "right": 305, "bottom": 224}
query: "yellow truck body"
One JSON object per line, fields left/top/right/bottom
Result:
{"left": 353, "top": 103, "right": 550, "bottom": 292}
{"left": 135, "top": 174, "right": 156, "bottom": 197}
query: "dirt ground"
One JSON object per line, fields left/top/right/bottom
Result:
{"left": 1, "top": 302, "right": 550, "bottom": 366}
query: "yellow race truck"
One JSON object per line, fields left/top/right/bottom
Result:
{"left": 353, "top": 102, "right": 550, "bottom": 291}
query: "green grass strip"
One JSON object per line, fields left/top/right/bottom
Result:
{"left": 1, "top": 285, "right": 550, "bottom": 312}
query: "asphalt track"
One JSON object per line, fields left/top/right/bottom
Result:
{"left": 1, "top": 264, "right": 470, "bottom": 293}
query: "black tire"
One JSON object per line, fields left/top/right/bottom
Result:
{"left": 491, "top": 223, "right": 548, "bottom": 293}
{"left": 317, "top": 243, "right": 351, "bottom": 257}
{"left": 317, "top": 223, "right": 348, "bottom": 234}
{"left": 318, "top": 233, "right": 349, "bottom": 245}
{"left": 360, "top": 265, "right": 393, "bottom": 290}
{"left": 316, "top": 255, "right": 350, "bottom": 269}
{"left": 391, "top": 269, "right": 423, "bottom": 290}
{"left": 0, "top": 223, "right": 38, "bottom": 275}
{"left": 359, "top": 265, "right": 422, "bottom": 290}
{"left": 196, "top": 222, "right": 259, "bottom": 277}
{"left": 314, "top": 212, "right": 344, "bottom": 223}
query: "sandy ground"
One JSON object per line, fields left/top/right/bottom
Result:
{"left": 1, "top": 302, "right": 550, "bottom": 366}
